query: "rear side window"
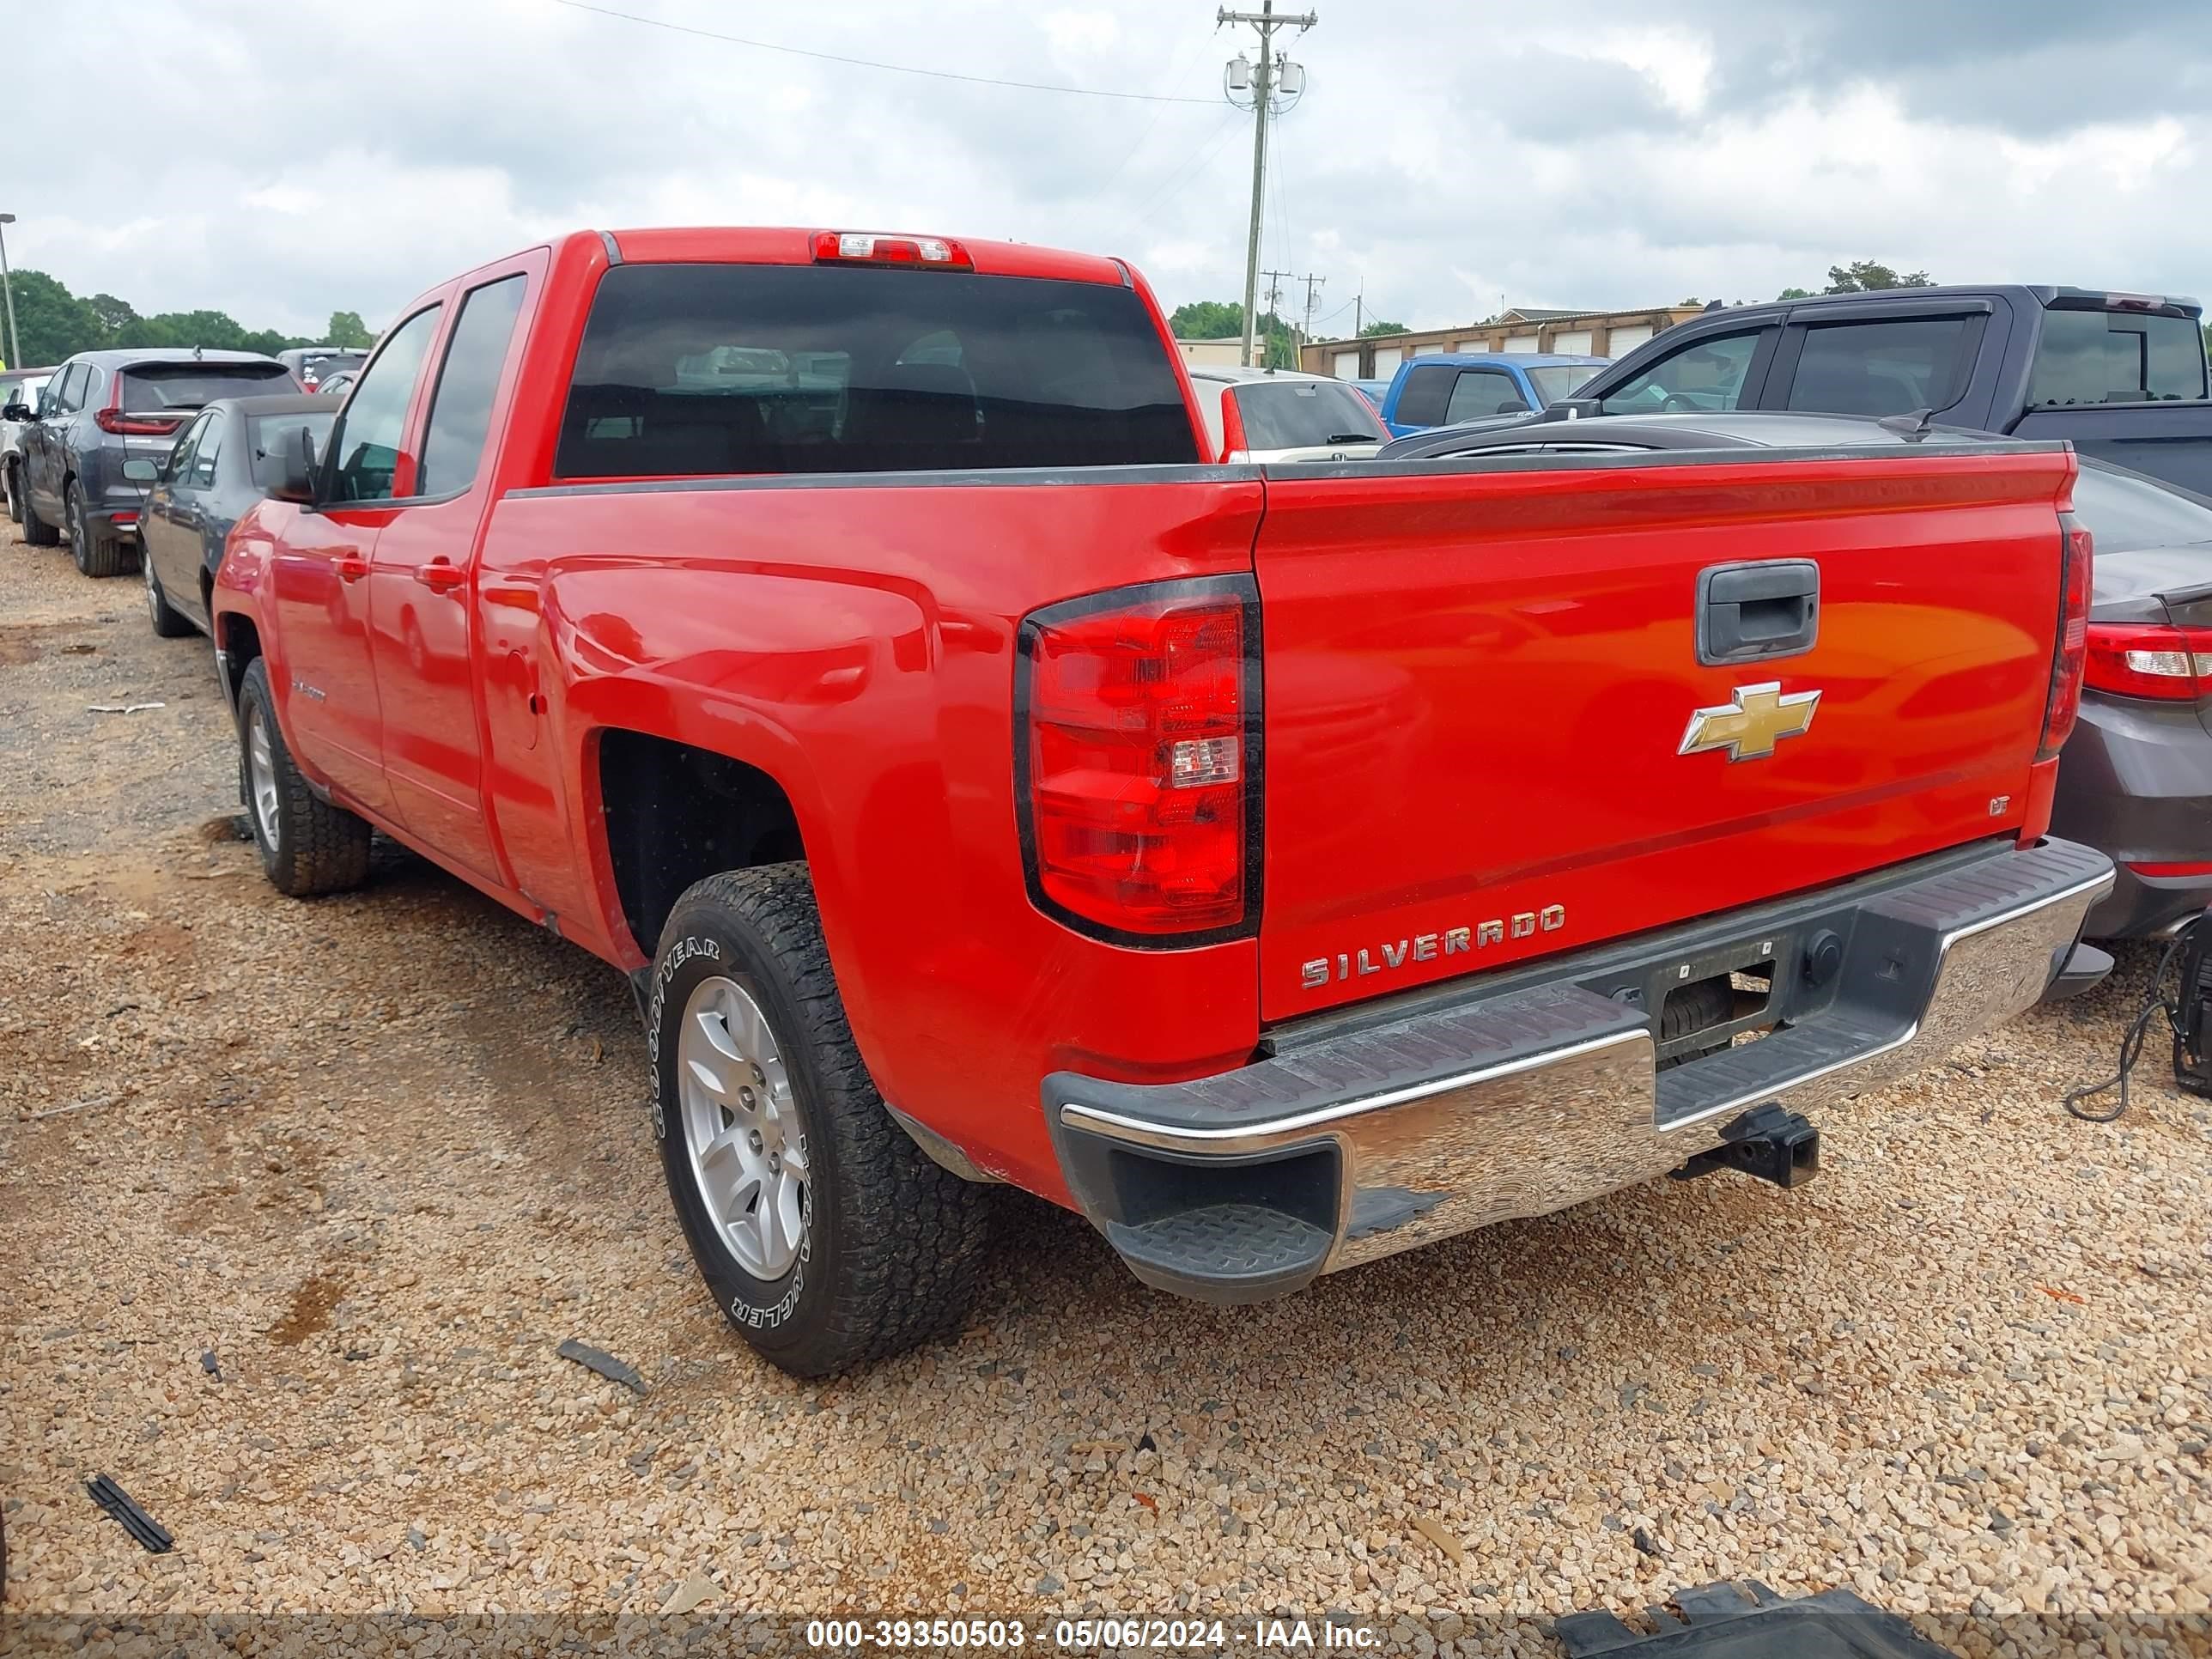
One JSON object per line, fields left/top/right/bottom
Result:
{"left": 1443, "top": 368, "right": 1524, "bottom": 422}
{"left": 1599, "top": 331, "right": 1760, "bottom": 415}
{"left": 1393, "top": 363, "right": 1456, "bottom": 426}
{"left": 419, "top": 275, "right": 527, "bottom": 496}
{"left": 1784, "top": 318, "right": 1974, "bottom": 416}
{"left": 1231, "top": 380, "right": 1385, "bottom": 449}
{"left": 2029, "top": 308, "right": 2209, "bottom": 406}
{"left": 556, "top": 264, "right": 1199, "bottom": 479}
{"left": 246, "top": 410, "right": 337, "bottom": 489}
{"left": 190, "top": 418, "right": 223, "bottom": 488}
{"left": 120, "top": 363, "right": 294, "bottom": 410}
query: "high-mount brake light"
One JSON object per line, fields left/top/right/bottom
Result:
{"left": 2036, "top": 514, "right": 2093, "bottom": 760}
{"left": 2083, "top": 620, "right": 2212, "bottom": 701}
{"left": 811, "top": 231, "right": 972, "bottom": 270}
{"left": 1018, "top": 577, "right": 1260, "bottom": 942}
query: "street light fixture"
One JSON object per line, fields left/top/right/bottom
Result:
{"left": 0, "top": 215, "right": 19, "bottom": 373}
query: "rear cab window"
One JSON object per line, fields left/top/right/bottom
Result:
{"left": 2029, "top": 306, "right": 2209, "bottom": 406}
{"left": 121, "top": 363, "right": 295, "bottom": 411}
{"left": 555, "top": 263, "right": 1200, "bottom": 479}
{"left": 1230, "top": 380, "right": 1385, "bottom": 449}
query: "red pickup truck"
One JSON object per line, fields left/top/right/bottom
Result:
{"left": 214, "top": 227, "right": 2114, "bottom": 1376}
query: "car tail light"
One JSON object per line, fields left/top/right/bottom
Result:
{"left": 2083, "top": 620, "right": 2212, "bottom": 700}
{"left": 2130, "top": 860, "right": 2212, "bottom": 878}
{"left": 811, "top": 231, "right": 972, "bottom": 270}
{"left": 2035, "top": 514, "right": 2094, "bottom": 760}
{"left": 95, "top": 407, "right": 183, "bottom": 436}
{"left": 1217, "top": 387, "right": 1251, "bottom": 462}
{"left": 1018, "top": 576, "right": 1260, "bottom": 941}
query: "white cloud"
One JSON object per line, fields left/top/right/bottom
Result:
{"left": 9, "top": 0, "right": 2210, "bottom": 345}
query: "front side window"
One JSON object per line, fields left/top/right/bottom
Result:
{"left": 1527, "top": 364, "right": 1600, "bottom": 404}
{"left": 1784, "top": 317, "right": 1974, "bottom": 416}
{"left": 555, "top": 263, "right": 1199, "bottom": 479}
{"left": 328, "top": 306, "right": 443, "bottom": 503}
{"left": 1443, "top": 368, "right": 1524, "bottom": 422}
{"left": 190, "top": 417, "right": 224, "bottom": 489}
{"left": 1600, "top": 331, "right": 1760, "bottom": 415}
{"left": 418, "top": 275, "right": 527, "bottom": 497}
{"left": 2029, "top": 307, "right": 2209, "bottom": 407}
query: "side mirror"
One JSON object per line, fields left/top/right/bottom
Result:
{"left": 1, "top": 402, "right": 31, "bottom": 422}
{"left": 270, "top": 426, "right": 320, "bottom": 505}
{"left": 120, "top": 458, "right": 159, "bottom": 483}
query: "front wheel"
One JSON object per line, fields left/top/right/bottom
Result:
{"left": 236, "top": 657, "right": 371, "bottom": 896}
{"left": 21, "top": 477, "right": 58, "bottom": 546}
{"left": 3, "top": 459, "right": 21, "bottom": 525}
{"left": 144, "top": 550, "right": 193, "bottom": 637}
{"left": 651, "top": 866, "right": 992, "bottom": 1376}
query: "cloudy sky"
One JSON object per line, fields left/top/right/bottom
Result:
{"left": 15, "top": 0, "right": 2209, "bottom": 343}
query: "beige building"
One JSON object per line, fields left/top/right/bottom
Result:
{"left": 1176, "top": 337, "right": 1248, "bottom": 368}
{"left": 1302, "top": 304, "right": 1709, "bottom": 380}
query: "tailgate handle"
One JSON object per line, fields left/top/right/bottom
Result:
{"left": 1697, "top": 559, "right": 1820, "bottom": 665}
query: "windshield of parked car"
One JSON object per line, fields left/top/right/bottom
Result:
{"left": 2073, "top": 463, "right": 2212, "bottom": 550}
{"left": 556, "top": 263, "right": 1200, "bottom": 477}
{"left": 1527, "top": 364, "right": 1600, "bottom": 404}
{"left": 298, "top": 351, "right": 367, "bottom": 382}
{"left": 3, "top": 374, "right": 46, "bottom": 409}
{"left": 121, "top": 363, "right": 296, "bottom": 410}
{"left": 1230, "top": 380, "right": 1386, "bottom": 450}
{"left": 246, "top": 410, "right": 338, "bottom": 489}
{"left": 2029, "top": 307, "right": 2208, "bottom": 407}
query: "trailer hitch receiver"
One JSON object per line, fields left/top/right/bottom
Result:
{"left": 1671, "top": 1102, "right": 1820, "bottom": 1190}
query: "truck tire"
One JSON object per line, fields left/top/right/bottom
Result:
{"left": 3, "top": 458, "right": 21, "bottom": 524}
{"left": 67, "top": 478, "right": 129, "bottom": 578}
{"left": 143, "top": 550, "right": 193, "bottom": 637}
{"left": 650, "top": 866, "right": 991, "bottom": 1376}
{"left": 236, "top": 657, "right": 372, "bottom": 896}
{"left": 21, "top": 481, "right": 58, "bottom": 546}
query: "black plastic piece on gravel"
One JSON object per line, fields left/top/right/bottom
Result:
{"left": 86, "top": 1475, "right": 173, "bottom": 1554}
{"left": 557, "top": 1338, "right": 647, "bottom": 1395}
{"left": 1553, "top": 1580, "right": 1954, "bottom": 1657}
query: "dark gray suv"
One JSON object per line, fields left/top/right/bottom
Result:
{"left": 7, "top": 349, "right": 296, "bottom": 575}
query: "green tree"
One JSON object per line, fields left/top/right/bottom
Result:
{"left": 86, "top": 293, "right": 137, "bottom": 339}
{"left": 1821, "top": 260, "right": 1933, "bottom": 294}
{"left": 1358, "top": 319, "right": 1409, "bottom": 337}
{"left": 1776, "top": 286, "right": 1814, "bottom": 301}
{"left": 325, "top": 310, "right": 374, "bottom": 349}
{"left": 7, "top": 270, "right": 105, "bottom": 366}
{"left": 1168, "top": 300, "right": 1243, "bottom": 340}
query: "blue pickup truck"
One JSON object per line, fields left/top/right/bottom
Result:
{"left": 1567, "top": 286, "right": 2212, "bottom": 495}
{"left": 1374, "top": 352, "right": 1607, "bottom": 437}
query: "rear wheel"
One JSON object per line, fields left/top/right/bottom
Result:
{"left": 236, "top": 658, "right": 371, "bottom": 896}
{"left": 651, "top": 866, "right": 992, "bottom": 1376}
{"left": 21, "top": 479, "right": 57, "bottom": 546}
{"left": 143, "top": 550, "right": 193, "bottom": 637}
{"left": 67, "top": 479, "right": 128, "bottom": 577}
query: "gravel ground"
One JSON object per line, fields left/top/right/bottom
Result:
{"left": 2, "top": 520, "right": 2209, "bottom": 1654}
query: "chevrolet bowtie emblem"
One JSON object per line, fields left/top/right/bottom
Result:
{"left": 1679, "top": 681, "right": 1821, "bottom": 762}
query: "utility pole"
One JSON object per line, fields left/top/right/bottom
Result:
{"left": 1353, "top": 282, "right": 1364, "bottom": 337}
{"left": 1220, "top": 1, "right": 1316, "bottom": 368}
{"left": 1261, "top": 268, "right": 1292, "bottom": 367}
{"left": 1297, "top": 270, "right": 1325, "bottom": 352}
{"left": 0, "top": 215, "right": 19, "bottom": 373}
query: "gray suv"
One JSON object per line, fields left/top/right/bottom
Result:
{"left": 7, "top": 349, "right": 296, "bottom": 575}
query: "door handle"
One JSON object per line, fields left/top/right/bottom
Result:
{"left": 415, "top": 558, "right": 465, "bottom": 592}
{"left": 336, "top": 555, "right": 370, "bottom": 583}
{"left": 1697, "top": 559, "right": 1820, "bottom": 665}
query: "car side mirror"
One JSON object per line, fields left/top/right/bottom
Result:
{"left": 120, "top": 458, "right": 159, "bottom": 483}
{"left": 270, "top": 426, "right": 320, "bottom": 505}
{"left": 1, "top": 402, "right": 30, "bottom": 422}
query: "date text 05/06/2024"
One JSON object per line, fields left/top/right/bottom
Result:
{"left": 802, "top": 1617, "right": 1380, "bottom": 1649}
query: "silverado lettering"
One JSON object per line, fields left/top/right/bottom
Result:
{"left": 210, "top": 223, "right": 2112, "bottom": 1376}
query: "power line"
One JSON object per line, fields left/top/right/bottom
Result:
{"left": 551, "top": 0, "right": 1220, "bottom": 104}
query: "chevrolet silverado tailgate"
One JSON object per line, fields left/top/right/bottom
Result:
{"left": 1254, "top": 445, "right": 2076, "bottom": 1019}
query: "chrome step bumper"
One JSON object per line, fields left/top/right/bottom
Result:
{"left": 1046, "top": 837, "right": 2114, "bottom": 1303}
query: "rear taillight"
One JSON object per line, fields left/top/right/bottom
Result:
{"left": 2036, "top": 514, "right": 2093, "bottom": 760}
{"left": 94, "top": 407, "right": 182, "bottom": 436}
{"left": 1218, "top": 388, "right": 1250, "bottom": 462}
{"left": 1018, "top": 577, "right": 1259, "bottom": 941}
{"left": 2083, "top": 621, "right": 2212, "bottom": 700}
{"left": 811, "top": 230, "right": 972, "bottom": 270}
